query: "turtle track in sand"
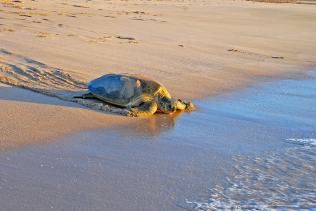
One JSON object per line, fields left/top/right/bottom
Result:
{"left": 0, "top": 49, "right": 127, "bottom": 115}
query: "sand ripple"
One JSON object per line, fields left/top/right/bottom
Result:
{"left": 0, "top": 49, "right": 127, "bottom": 115}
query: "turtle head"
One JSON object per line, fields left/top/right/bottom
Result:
{"left": 159, "top": 96, "right": 177, "bottom": 113}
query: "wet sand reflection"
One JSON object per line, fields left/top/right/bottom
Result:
{"left": 124, "top": 110, "right": 187, "bottom": 136}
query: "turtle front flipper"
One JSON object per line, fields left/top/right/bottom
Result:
{"left": 125, "top": 101, "right": 158, "bottom": 117}
{"left": 74, "top": 92, "right": 96, "bottom": 99}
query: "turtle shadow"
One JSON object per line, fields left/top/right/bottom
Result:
{"left": 0, "top": 85, "right": 122, "bottom": 116}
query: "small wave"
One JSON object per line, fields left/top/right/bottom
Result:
{"left": 186, "top": 138, "right": 316, "bottom": 211}
{"left": 286, "top": 138, "right": 316, "bottom": 147}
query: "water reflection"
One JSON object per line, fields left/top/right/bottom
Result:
{"left": 125, "top": 109, "right": 186, "bottom": 136}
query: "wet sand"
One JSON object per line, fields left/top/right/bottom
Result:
{"left": 1, "top": 0, "right": 316, "bottom": 210}
{"left": 1, "top": 70, "right": 315, "bottom": 210}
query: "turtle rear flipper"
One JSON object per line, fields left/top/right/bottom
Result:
{"left": 125, "top": 101, "right": 158, "bottom": 117}
{"left": 74, "top": 92, "right": 96, "bottom": 99}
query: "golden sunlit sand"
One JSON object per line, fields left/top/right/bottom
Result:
{"left": 1, "top": 0, "right": 315, "bottom": 148}
{"left": 1, "top": 0, "right": 316, "bottom": 210}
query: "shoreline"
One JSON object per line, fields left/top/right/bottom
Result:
{"left": 1, "top": 65, "right": 314, "bottom": 150}
{"left": 1, "top": 70, "right": 315, "bottom": 210}
{"left": 1, "top": 0, "right": 316, "bottom": 146}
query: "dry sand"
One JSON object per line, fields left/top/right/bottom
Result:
{"left": 1, "top": 0, "right": 315, "bottom": 148}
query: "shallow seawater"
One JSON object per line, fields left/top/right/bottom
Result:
{"left": 1, "top": 72, "right": 316, "bottom": 210}
{"left": 186, "top": 138, "right": 316, "bottom": 210}
{"left": 184, "top": 72, "right": 316, "bottom": 210}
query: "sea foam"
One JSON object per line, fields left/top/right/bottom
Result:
{"left": 186, "top": 138, "right": 316, "bottom": 211}
{"left": 286, "top": 138, "right": 316, "bottom": 147}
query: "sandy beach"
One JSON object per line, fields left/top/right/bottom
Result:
{"left": 1, "top": 0, "right": 316, "bottom": 210}
{"left": 1, "top": 0, "right": 316, "bottom": 147}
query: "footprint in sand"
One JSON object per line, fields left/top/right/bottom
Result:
{"left": 87, "top": 35, "right": 139, "bottom": 44}
{"left": 34, "top": 35, "right": 52, "bottom": 38}
{"left": 87, "top": 38, "right": 106, "bottom": 43}
{"left": 227, "top": 49, "right": 243, "bottom": 53}
{"left": 116, "top": 11, "right": 131, "bottom": 15}
{"left": 114, "top": 10, "right": 165, "bottom": 22}
{"left": 132, "top": 17, "right": 166, "bottom": 23}
{"left": 133, "top": 11, "right": 150, "bottom": 15}
{"left": 271, "top": 57, "right": 284, "bottom": 59}
{"left": 87, "top": 35, "right": 116, "bottom": 43}
{"left": 178, "top": 45, "right": 192, "bottom": 48}
{"left": 116, "top": 36, "right": 139, "bottom": 44}
{"left": 117, "top": 36, "right": 135, "bottom": 40}
{"left": 0, "top": 29, "right": 16, "bottom": 32}
{"left": 104, "top": 15, "right": 117, "bottom": 18}
{"left": 72, "top": 5, "right": 90, "bottom": 9}
{"left": 34, "top": 32, "right": 52, "bottom": 38}
{"left": 227, "top": 49, "right": 285, "bottom": 59}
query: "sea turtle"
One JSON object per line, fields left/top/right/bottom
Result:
{"left": 74, "top": 73, "right": 193, "bottom": 117}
